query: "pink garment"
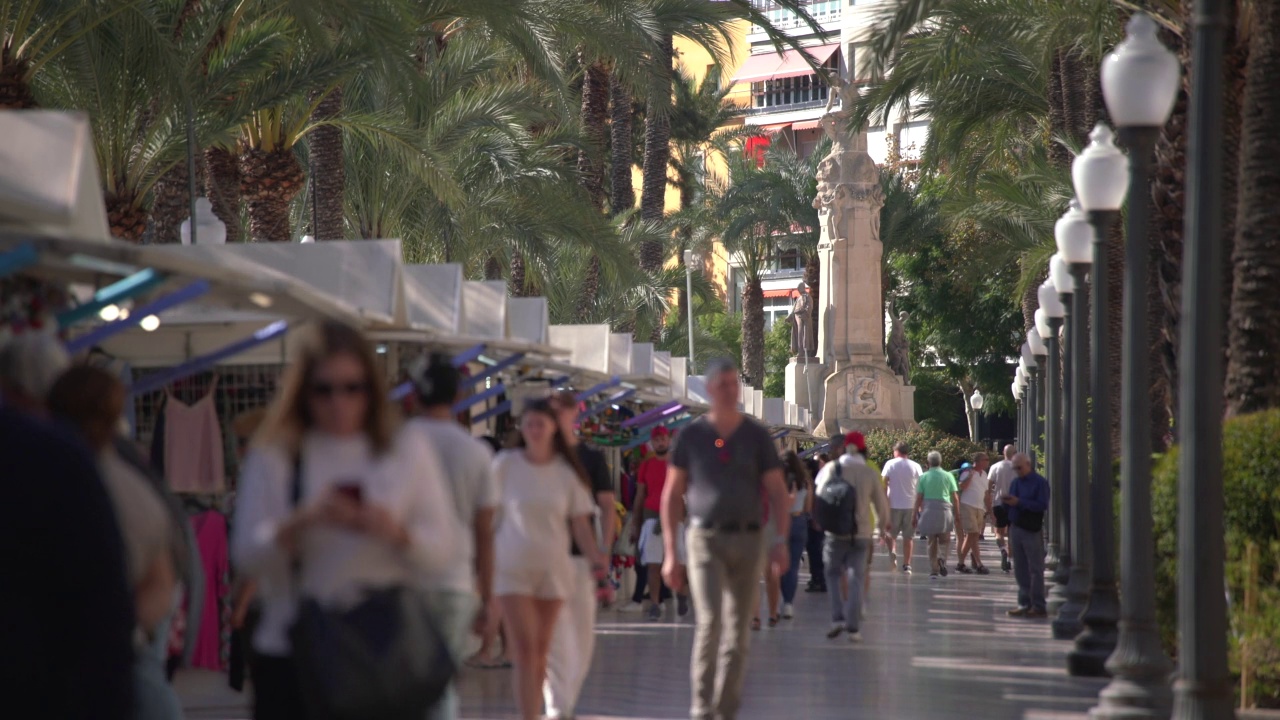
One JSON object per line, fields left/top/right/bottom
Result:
{"left": 164, "top": 379, "right": 226, "bottom": 493}
{"left": 190, "top": 511, "right": 229, "bottom": 671}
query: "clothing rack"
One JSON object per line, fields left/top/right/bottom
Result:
{"left": 132, "top": 363, "right": 284, "bottom": 483}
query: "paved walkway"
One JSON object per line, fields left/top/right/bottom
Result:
{"left": 179, "top": 539, "right": 1112, "bottom": 719}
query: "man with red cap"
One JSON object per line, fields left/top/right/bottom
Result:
{"left": 813, "top": 431, "right": 889, "bottom": 642}
{"left": 630, "top": 425, "right": 689, "bottom": 620}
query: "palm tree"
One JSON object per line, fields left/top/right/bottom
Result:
{"left": 1226, "top": 0, "right": 1280, "bottom": 415}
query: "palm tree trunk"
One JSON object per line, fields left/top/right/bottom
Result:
{"left": 576, "top": 57, "right": 610, "bottom": 321}
{"left": 240, "top": 148, "right": 304, "bottom": 242}
{"left": 509, "top": 251, "right": 526, "bottom": 297}
{"left": 484, "top": 254, "right": 502, "bottom": 281}
{"left": 0, "top": 50, "right": 36, "bottom": 109}
{"left": 639, "top": 34, "right": 673, "bottom": 271}
{"left": 149, "top": 164, "right": 191, "bottom": 244}
{"left": 609, "top": 72, "right": 636, "bottom": 217}
{"left": 742, "top": 276, "right": 765, "bottom": 389}
{"left": 1226, "top": 0, "right": 1280, "bottom": 416}
{"left": 579, "top": 58, "right": 609, "bottom": 211}
{"left": 105, "top": 191, "right": 148, "bottom": 242}
{"left": 307, "top": 86, "right": 345, "bottom": 240}
{"left": 1046, "top": 50, "right": 1071, "bottom": 169}
{"left": 205, "top": 147, "right": 242, "bottom": 243}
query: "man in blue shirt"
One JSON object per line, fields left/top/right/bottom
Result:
{"left": 1001, "top": 453, "right": 1050, "bottom": 617}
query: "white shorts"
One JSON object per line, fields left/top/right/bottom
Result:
{"left": 495, "top": 559, "right": 574, "bottom": 600}
{"left": 638, "top": 519, "right": 687, "bottom": 565}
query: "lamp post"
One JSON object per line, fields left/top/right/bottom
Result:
{"left": 683, "top": 249, "right": 699, "bottom": 374}
{"left": 1171, "top": 0, "right": 1233, "bottom": 717}
{"left": 1037, "top": 294, "right": 1065, "bottom": 592}
{"left": 1067, "top": 123, "right": 1127, "bottom": 677}
{"left": 1053, "top": 204, "right": 1094, "bottom": 641}
{"left": 180, "top": 198, "right": 228, "bottom": 246}
{"left": 970, "top": 388, "right": 984, "bottom": 444}
{"left": 1021, "top": 342, "right": 1041, "bottom": 472}
{"left": 1046, "top": 262, "right": 1073, "bottom": 615}
{"left": 1026, "top": 328, "right": 1049, "bottom": 564}
{"left": 1092, "top": 13, "right": 1180, "bottom": 718}
{"left": 1015, "top": 368, "right": 1028, "bottom": 450}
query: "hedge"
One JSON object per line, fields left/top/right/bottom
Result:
{"left": 862, "top": 427, "right": 987, "bottom": 470}
{"left": 1152, "top": 408, "right": 1280, "bottom": 708}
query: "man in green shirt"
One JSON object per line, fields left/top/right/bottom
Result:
{"left": 912, "top": 451, "right": 962, "bottom": 579}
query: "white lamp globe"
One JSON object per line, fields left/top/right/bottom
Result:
{"left": 1055, "top": 200, "right": 1095, "bottom": 265}
{"left": 180, "top": 198, "right": 227, "bottom": 245}
{"left": 1027, "top": 327, "right": 1047, "bottom": 356}
{"left": 1072, "top": 123, "right": 1129, "bottom": 212}
{"left": 1020, "top": 342, "right": 1037, "bottom": 369}
{"left": 1035, "top": 309, "right": 1053, "bottom": 341}
{"left": 1039, "top": 280, "right": 1066, "bottom": 319}
{"left": 970, "top": 388, "right": 984, "bottom": 411}
{"left": 1101, "top": 14, "right": 1180, "bottom": 128}
{"left": 1050, "top": 253, "right": 1075, "bottom": 295}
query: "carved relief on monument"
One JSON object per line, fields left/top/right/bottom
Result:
{"left": 837, "top": 367, "right": 883, "bottom": 417}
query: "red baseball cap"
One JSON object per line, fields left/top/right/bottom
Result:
{"left": 651, "top": 426, "right": 671, "bottom": 438}
{"left": 843, "top": 431, "right": 867, "bottom": 452}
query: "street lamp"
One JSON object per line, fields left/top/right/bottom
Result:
{"left": 1040, "top": 279, "right": 1069, "bottom": 613}
{"left": 1033, "top": 308, "right": 1057, "bottom": 570}
{"left": 1015, "top": 367, "right": 1028, "bottom": 449}
{"left": 1019, "top": 345, "right": 1037, "bottom": 470}
{"left": 683, "top": 249, "right": 700, "bottom": 374}
{"left": 970, "top": 388, "right": 984, "bottom": 444}
{"left": 1068, "top": 121, "right": 1128, "bottom": 678}
{"left": 1025, "top": 334, "right": 1045, "bottom": 472}
{"left": 180, "top": 198, "right": 228, "bottom": 245}
{"left": 1171, "top": 0, "right": 1234, "bottom": 716}
{"left": 1093, "top": 13, "right": 1179, "bottom": 718}
{"left": 1053, "top": 202, "right": 1094, "bottom": 641}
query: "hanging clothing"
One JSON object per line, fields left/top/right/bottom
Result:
{"left": 164, "top": 379, "right": 226, "bottom": 493}
{"left": 189, "top": 510, "right": 230, "bottom": 671}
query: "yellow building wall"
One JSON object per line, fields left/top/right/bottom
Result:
{"left": 663, "top": 23, "right": 752, "bottom": 307}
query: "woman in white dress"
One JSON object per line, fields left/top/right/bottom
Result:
{"left": 492, "top": 399, "right": 610, "bottom": 720}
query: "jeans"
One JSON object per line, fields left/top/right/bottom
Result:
{"left": 780, "top": 515, "right": 809, "bottom": 604}
{"left": 134, "top": 638, "right": 183, "bottom": 720}
{"left": 822, "top": 536, "right": 872, "bottom": 632}
{"left": 687, "top": 526, "right": 767, "bottom": 720}
{"left": 425, "top": 589, "right": 480, "bottom": 720}
{"left": 805, "top": 523, "right": 826, "bottom": 587}
{"left": 1010, "top": 526, "right": 1046, "bottom": 610}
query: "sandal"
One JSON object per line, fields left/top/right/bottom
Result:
{"left": 751, "top": 617, "right": 761, "bottom": 631}
{"left": 974, "top": 564, "right": 990, "bottom": 575}
{"left": 767, "top": 615, "right": 780, "bottom": 628}
{"left": 464, "top": 654, "right": 512, "bottom": 670}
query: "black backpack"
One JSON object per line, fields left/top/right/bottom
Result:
{"left": 814, "top": 461, "right": 858, "bottom": 537}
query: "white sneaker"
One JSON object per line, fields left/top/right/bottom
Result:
{"left": 617, "top": 601, "right": 644, "bottom": 613}
{"left": 781, "top": 603, "right": 794, "bottom": 619}
{"left": 847, "top": 630, "right": 863, "bottom": 643}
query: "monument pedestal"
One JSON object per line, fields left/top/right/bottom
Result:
{"left": 785, "top": 357, "right": 826, "bottom": 420}
{"left": 813, "top": 356, "right": 915, "bottom": 438}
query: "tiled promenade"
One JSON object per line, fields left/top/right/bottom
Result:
{"left": 179, "top": 540, "right": 1114, "bottom": 719}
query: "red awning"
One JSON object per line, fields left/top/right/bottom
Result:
{"left": 763, "top": 289, "right": 795, "bottom": 299}
{"left": 733, "top": 43, "right": 840, "bottom": 84}
{"left": 791, "top": 119, "right": 822, "bottom": 132}
{"left": 755, "top": 122, "right": 792, "bottom": 134}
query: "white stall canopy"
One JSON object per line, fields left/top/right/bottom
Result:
{"left": 0, "top": 111, "right": 111, "bottom": 244}
{"left": 608, "top": 333, "right": 632, "bottom": 376}
{"left": 507, "top": 297, "right": 549, "bottom": 346}
{"left": 463, "top": 281, "right": 507, "bottom": 339}
{"left": 401, "top": 263, "right": 463, "bottom": 334}
{"left": 549, "top": 325, "right": 613, "bottom": 375}
{"left": 763, "top": 397, "right": 786, "bottom": 426}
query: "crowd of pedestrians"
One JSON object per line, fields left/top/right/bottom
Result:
{"left": 1, "top": 317, "right": 1052, "bottom": 720}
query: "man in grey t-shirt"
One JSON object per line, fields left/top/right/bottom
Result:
{"left": 661, "top": 359, "right": 790, "bottom": 720}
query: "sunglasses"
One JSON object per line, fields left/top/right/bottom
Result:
{"left": 310, "top": 380, "right": 370, "bottom": 398}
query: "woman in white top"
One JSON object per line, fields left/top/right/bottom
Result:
{"left": 493, "top": 398, "right": 608, "bottom": 720}
{"left": 232, "top": 321, "right": 457, "bottom": 720}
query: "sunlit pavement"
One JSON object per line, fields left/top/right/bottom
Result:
{"left": 180, "top": 539, "right": 1115, "bottom": 720}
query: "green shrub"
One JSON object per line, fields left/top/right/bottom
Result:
{"left": 863, "top": 427, "right": 986, "bottom": 470}
{"left": 1152, "top": 408, "right": 1280, "bottom": 708}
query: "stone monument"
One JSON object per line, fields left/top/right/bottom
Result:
{"left": 788, "top": 105, "right": 915, "bottom": 436}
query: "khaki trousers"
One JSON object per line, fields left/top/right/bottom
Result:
{"left": 686, "top": 526, "right": 767, "bottom": 720}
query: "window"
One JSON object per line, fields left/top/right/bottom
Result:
{"left": 774, "top": 248, "right": 806, "bottom": 272}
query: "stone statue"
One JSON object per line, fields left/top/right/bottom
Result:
{"left": 886, "top": 302, "right": 911, "bottom": 383}
{"left": 786, "top": 283, "right": 812, "bottom": 357}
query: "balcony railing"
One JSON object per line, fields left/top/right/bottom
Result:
{"left": 746, "top": 97, "right": 827, "bottom": 116}
{"left": 749, "top": 0, "right": 842, "bottom": 33}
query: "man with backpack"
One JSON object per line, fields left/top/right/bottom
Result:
{"left": 813, "top": 431, "right": 889, "bottom": 642}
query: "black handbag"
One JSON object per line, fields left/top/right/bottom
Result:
{"left": 288, "top": 458, "right": 457, "bottom": 720}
